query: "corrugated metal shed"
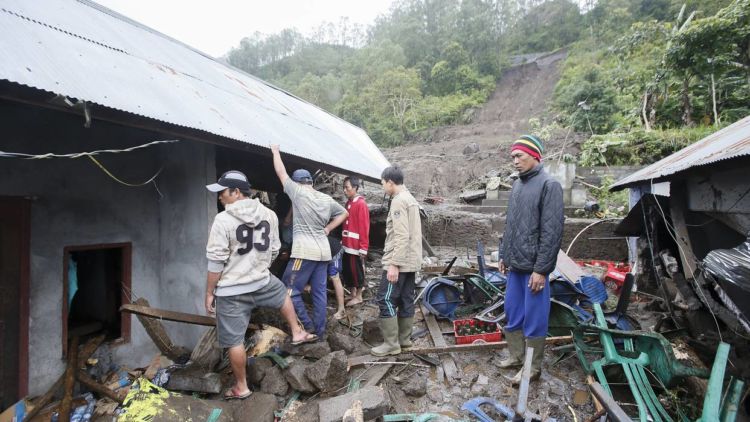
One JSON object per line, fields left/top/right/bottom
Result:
{"left": 0, "top": 0, "right": 390, "bottom": 180}
{"left": 611, "top": 115, "right": 750, "bottom": 191}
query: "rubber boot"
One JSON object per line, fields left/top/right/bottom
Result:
{"left": 510, "top": 337, "right": 545, "bottom": 385}
{"left": 370, "top": 317, "right": 401, "bottom": 356}
{"left": 498, "top": 329, "right": 524, "bottom": 369}
{"left": 397, "top": 317, "right": 414, "bottom": 352}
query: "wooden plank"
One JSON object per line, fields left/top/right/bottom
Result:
{"left": 407, "top": 336, "right": 573, "bottom": 355}
{"left": 129, "top": 298, "right": 191, "bottom": 362}
{"left": 668, "top": 183, "right": 698, "bottom": 279}
{"left": 556, "top": 250, "right": 585, "bottom": 281}
{"left": 59, "top": 337, "right": 79, "bottom": 422}
{"left": 120, "top": 302, "right": 216, "bottom": 326}
{"left": 418, "top": 304, "right": 459, "bottom": 380}
{"left": 347, "top": 355, "right": 385, "bottom": 370}
{"left": 76, "top": 371, "right": 124, "bottom": 403}
{"left": 362, "top": 364, "right": 393, "bottom": 388}
{"left": 25, "top": 335, "right": 105, "bottom": 422}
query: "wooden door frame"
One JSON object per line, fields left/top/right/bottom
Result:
{"left": 61, "top": 243, "right": 132, "bottom": 356}
{"left": 0, "top": 197, "right": 30, "bottom": 397}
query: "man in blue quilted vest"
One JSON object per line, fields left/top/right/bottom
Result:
{"left": 498, "top": 134, "right": 564, "bottom": 384}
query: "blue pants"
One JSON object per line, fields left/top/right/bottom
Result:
{"left": 504, "top": 270, "right": 550, "bottom": 338}
{"left": 283, "top": 258, "right": 328, "bottom": 337}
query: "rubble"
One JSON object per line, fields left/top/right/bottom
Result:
{"left": 259, "top": 365, "right": 289, "bottom": 396}
{"left": 317, "top": 386, "right": 389, "bottom": 422}
{"left": 283, "top": 359, "right": 318, "bottom": 393}
{"left": 304, "top": 350, "right": 349, "bottom": 393}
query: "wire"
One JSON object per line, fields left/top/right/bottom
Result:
{"left": 648, "top": 180, "right": 723, "bottom": 342}
{"left": 87, "top": 155, "right": 163, "bottom": 187}
{"left": 565, "top": 218, "right": 621, "bottom": 255}
{"left": 0, "top": 139, "right": 179, "bottom": 159}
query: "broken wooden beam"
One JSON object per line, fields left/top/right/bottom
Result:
{"left": 59, "top": 337, "right": 79, "bottom": 422}
{"left": 362, "top": 364, "right": 393, "bottom": 388}
{"left": 588, "top": 381, "right": 634, "bottom": 422}
{"left": 128, "top": 298, "right": 191, "bottom": 362}
{"left": 406, "top": 335, "right": 573, "bottom": 355}
{"left": 120, "top": 301, "right": 216, "bottom": 326}
{"left": 76, "top": 371, "right": 124, "bottom": 403}
{"left": 419, "top": 304, "right": 459, "bottom": 381}
{"left": 348, "top": 355, "right": 386, "bottom": 370}
{"left": 24, "top": 334, "right": 105, "bottom": 422}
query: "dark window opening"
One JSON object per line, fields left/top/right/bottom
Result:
{"left": 64, "top": 244, "right": 131, "bottom": 347}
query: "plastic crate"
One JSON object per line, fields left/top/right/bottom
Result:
{"left": 453, "top": 318, "right": 503, "bottom": 345}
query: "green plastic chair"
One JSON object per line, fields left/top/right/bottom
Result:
{"left": 573, "top": 303, "right": 710, "bottom": 421}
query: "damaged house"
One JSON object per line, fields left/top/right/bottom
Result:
{"left": 611, "top": 115, "right": 750, "bottom": 380}
{"left": 0, "top": 0, "right": 389, "bottom": 408}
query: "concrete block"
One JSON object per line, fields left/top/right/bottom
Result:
{"left": 571, "top": 186, "right": 587, "bottom": 207}
{"left": 327, "top": 332, "right": 359, "bottom": 354}
{"left": 362, "top": 318, "right": 383, "bottom": 345}
{"left": 402, "top": 376, "right": 427, "bottom": 397}
{"left": 305, "top": 351, "right": 348, "bottom": 393}
{"left": 247, "top": 357, "right": 273, "bottom": 385}
{"left": 287, "top": 340, "right": 331, "bottom": 359}
{"left": 318, "top": 386, "right": 389, "bottom": 422}
{"left": 283, "top": 359, "right": 317, "bottom": 394}
{"left": 166, "top": 368, "right": 222, "bottom": 394}
{"left": 260, "top": 365, "right": 289, "bottom": 396}
{"left": 229, "top": 391, "right": 278, "bottom": 422}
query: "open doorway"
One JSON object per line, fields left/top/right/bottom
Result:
{"left": 63, "top": 243, "right": 131, "bottom": 353}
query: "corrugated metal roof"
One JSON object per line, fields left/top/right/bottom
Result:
{"left": 0, "top": 0, "right": 390, "bottom": 180}
{"left": 611, "top": 115, "right": 750, "bottom": 191}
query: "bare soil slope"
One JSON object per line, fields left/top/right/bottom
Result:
{"left": 384, "top": 49, "right": 569, "bottom": 199}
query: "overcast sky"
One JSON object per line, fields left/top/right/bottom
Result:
{"left": 96, "top": 0, "right": 396, "bottom": 57}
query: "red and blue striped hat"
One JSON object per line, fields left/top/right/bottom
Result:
{"left": 510, "top": 134, "right": 544, "bottom": 161}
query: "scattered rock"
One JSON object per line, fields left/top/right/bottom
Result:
{"left": 463, "top": 143, "right": 480, "bottom": 155}
{"left": 305, "top": 351, "right": 348, "bottom": 392}
{"left": 247, "top": 357, "right": 273, "bottom": 385}
{"left": 229, "top": 391, "right": 278, "bottom": 422}
{"left": 402, "top": 376, "right": 427, "bottom": 397}
{"left": 260, "top": 365, "right": 289, "bottom": 396}
{"left": 476, "top": 374, "right": 489, "bottom": 385}
{"left": 427, "top": 386, "right": 443, "bottom": 402}
{"left": 318, "top": 386, "right": 389, "bottom": 422}
{"left": 362, "top": 318, "right": 383, "bottom": 345}
{"left": 166, "top": 367, "right": 222, "bottom": 394}
{"left": 283, "top": 401, "right": 319, "bottom": 422}
{"left": 327, "top": 331, "right": 359, "bottom": 354}
{"left": 288, "top": 341, "right": 331, "bottom": 359}
{"left": 283, "top": 359, "right": 317, "bottom": 394}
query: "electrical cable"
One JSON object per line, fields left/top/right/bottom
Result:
{"left": 0, "top": 139, "right": 179, "bottom": 159}
{"left": 648, "top": 180, "right": 723, "bottom": 342}
{"left": 87, "top": 155, "right": 163, "bottom": 187}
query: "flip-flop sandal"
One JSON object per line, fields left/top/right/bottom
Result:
{"left": 224, "top": 388, "right": 252, "bottom": 400}
{"left": 333, "top": 311, "right": 346, "bottom": 320}
{"left": 291, "top": 333, "right": 318, "bottom": 346}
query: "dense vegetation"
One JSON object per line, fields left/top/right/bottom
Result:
{"left": 226, "top": 0, "right": 750, "bottom": 160}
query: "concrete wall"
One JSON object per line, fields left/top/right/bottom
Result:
{"left": 0, "top": 101, "right": 216, "bottom": 394}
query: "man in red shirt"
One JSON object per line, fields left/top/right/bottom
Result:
{"left": 341, "top": 176, "right": 370, "bottom": 306}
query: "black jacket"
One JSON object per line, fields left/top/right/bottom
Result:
{"left": 500, "top": 164, "right": 564, "bottom": 275}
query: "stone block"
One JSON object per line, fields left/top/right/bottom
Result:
{"left": 362, "top": 318, "right": 382, "bottom": 345}
{"left": 318, "top": 386, "right": 389, "bottom": 422}
{"left": 247, "top": 357, "right": 273, "bottom": 385}
{"left": 304, "top": 351, "right": 348, "bottom": 393}
{"left": 166, "top": 367, "right": 222, "bottom": 394}
{"left": 229, "top": 391, "right": 278, "bottom": 422}
{"left": 402, "top": 376, "right": 427, "bottom": 397}
{"left": 283, "top": 359, "right": 317, "bottom": 394}
{"left": 260, "top": 365, "right": 289, "bottom": 396}
{"left": 287, "top": 340, "right": 331, "bottom": 359}
{"left": 327, "top": 331, "right": 359, "bottom": 354}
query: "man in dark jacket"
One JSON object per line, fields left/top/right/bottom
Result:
{"left": 498, "top": 134, "right": 564, "bottom": 384}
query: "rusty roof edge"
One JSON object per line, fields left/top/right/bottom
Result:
{"left": 610, "top": 116, "right": 750, "bottom": 191}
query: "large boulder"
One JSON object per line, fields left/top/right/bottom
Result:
{"left": 283, "top": 359, "right": 317, "bottom": 394}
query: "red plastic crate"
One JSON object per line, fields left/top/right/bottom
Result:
{"left": 453, "top": 318, "right": 503, "bottom": 344}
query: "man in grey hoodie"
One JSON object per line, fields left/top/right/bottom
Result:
{"left": 205, "top": 170, "right": 317, "bottom": 400}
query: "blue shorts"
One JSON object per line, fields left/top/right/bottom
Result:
{"left": 328, "top": 249, "right": 343, "bottom": 277}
